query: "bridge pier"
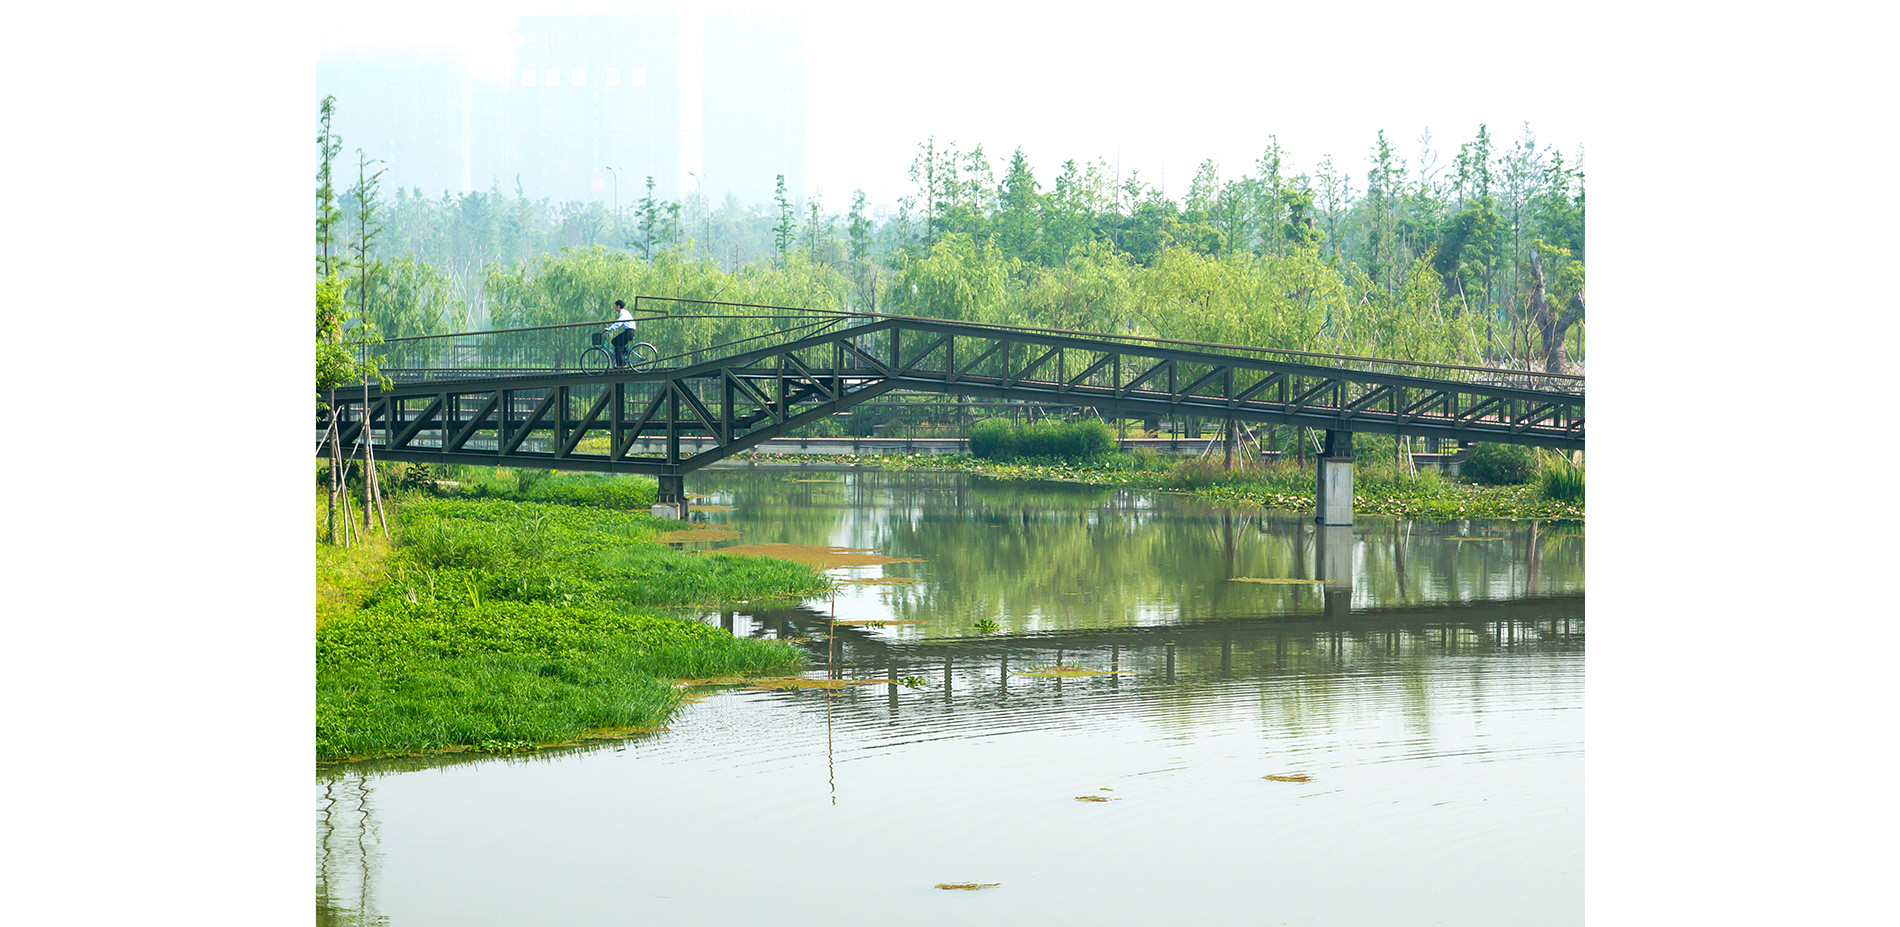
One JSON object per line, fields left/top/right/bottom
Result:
{"left": 1315, "top": 428, "right": 1354, "bottom": 526}
{"left": 654, "top": 472, "right": 689, "bottom": 520}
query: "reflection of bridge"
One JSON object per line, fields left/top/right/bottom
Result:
{"left": 717, "top": 593, "right": 1584, "bottom": 696}
{"left": 320, "top": 301, "right": 1584, "bottom": 523}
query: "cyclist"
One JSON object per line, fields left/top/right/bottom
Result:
{"left": 605, "top": 299, "right": 636, "bottom": 367}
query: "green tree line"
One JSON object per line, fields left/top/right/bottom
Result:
{"left": 320, "top": 99, "right": 1583, "bottom": 374}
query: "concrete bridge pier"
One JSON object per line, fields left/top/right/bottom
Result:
{"left": 654, "top": 472, "right": 689, "bottom": 519}
{"left": 1315, "top": 428, "right": 1354, "bottom": 526}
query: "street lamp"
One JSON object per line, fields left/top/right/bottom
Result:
{"left": 604, "top": 165, "right": 621, "bottom": 220}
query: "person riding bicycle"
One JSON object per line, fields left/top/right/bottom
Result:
{"left": 605, "top": 299, "right": 636, "bottom": 368}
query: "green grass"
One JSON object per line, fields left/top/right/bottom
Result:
{"left": 316, "top": 491, "right": 831, "bottom": 762}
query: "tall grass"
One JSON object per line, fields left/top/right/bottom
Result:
{"left": 968, "top": 418, "right": 1116, "bottom": 463}
{"left": 435, "top": 466, "right": 659, "bottom": 509}
{"left": 1537, "top": 450, "right": 1585, "bottom": 503}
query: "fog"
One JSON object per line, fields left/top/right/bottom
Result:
{"left": 316, "top": 0, "right": 1592, "bottom": 212}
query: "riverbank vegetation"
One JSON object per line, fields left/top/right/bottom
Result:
{"left": 315, "top": 476, "right": 831, "bottom": 763}
{"left": 735, "top": 435, "right": 1584, "bottom": 521}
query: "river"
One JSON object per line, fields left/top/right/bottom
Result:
{"left": 318, "top": 468, "right": 1583, "bottom": 925}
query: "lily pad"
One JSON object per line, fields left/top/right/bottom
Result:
{"left": 1262, "top": 774, "right": 1313, "bottom": 783}
{"left": 935, "top": 882, "right": 1000, "bottom": 891}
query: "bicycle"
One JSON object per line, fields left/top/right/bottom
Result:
{"left": 580, "top": 331, "right": 657, "bottom": 374}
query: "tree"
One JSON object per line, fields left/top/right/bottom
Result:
{"left": 1527, "top": 242, "right": 1584, "bottom": 372}
{"left": 997, "top": 147, "right": 1042, "bottom": 263}
{"left": 349, "top": 149, "right": 387, "bottom": 331}
{"left": 635, "top": 176, "right": 660, "bottom": 259}
{"left": 1314, "top": 154, "right": 1352, "bottom": 264}
{"left": 847, "top": 189, "right": 873, "bottom": 307}
{"left": 316, "top": 96, "right": 344, "bottom": 278}
{"left": 773, "top": 174, "right": 795, "bottom": 263}
{"left": 1363, "top": 131, "right": 1406, "bottom": 296}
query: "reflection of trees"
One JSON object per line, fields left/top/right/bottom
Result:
{"left": 315, "top": 772, "right": 389, "bottom": 927}
{"left": 693, "top": 470, "right": 1584, "bottom": 639}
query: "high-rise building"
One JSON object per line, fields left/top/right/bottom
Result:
{"left": 315, "top": 46, "right": 484, "bottom": 198}
{"left": 316, "top": 12, "right": 806, "bottom": 209}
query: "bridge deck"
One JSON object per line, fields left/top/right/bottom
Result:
{"left": 320, "top": 306, "right": 1582, "bottom": 478}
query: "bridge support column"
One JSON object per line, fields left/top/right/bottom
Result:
{"left": 1315, "top": 428, "right": 1354, "bottom": 526}
{"left": 654, "top": 472, "right": 688, "bottom": 520}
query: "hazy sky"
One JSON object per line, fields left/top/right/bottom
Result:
{"left": 316, "top": 0, "right": 1591, "bottom": 207}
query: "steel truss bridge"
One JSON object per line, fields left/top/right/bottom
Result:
{"left": 319, "top": 300, "right": 1583, "bottom": 515}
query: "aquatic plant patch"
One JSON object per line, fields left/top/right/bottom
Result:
{"left": 317, "top": 495, "right": 830, "bottom": 762}
{"left": 934, "top": 883, "right": 1001, "bottom": 891}
{"left": 1263, "top": 774, "right": 1314, "bottom": 783}
{"left": 1014, "top": 666, "right": 1122, "bottom": 678}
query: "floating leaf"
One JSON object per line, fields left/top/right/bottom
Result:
{"left": 1262, "top": 774, "right": 1313, "bottom": 783}
{"left": 935, "top": 882, "right": 1000, "bottom": 891}
{"left": 1074, "top": 795, "right": 1119, "bottom": 802}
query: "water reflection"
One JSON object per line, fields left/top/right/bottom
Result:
{"left": 317, "top": 469, "right": 1582, "bottom": 925}
{"left": 687, "top": 469, "right": 1582, "bottom": 637}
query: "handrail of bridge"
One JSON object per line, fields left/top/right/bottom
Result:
{"left": 349, "top": 299, "right": 1583, "bottom": 394}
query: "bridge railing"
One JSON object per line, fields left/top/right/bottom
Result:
{"left": 350, "top": 300, "right": 1583, "bottom": 396}
{"left": 359, "top": 299, "right": 860, "bottom": 382}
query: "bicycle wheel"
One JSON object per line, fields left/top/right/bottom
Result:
{"left": 580, "top": 346, "right": 611, "bottom": 375}
{"left": 627, "top": 342, "right": 658, "bottom": 370}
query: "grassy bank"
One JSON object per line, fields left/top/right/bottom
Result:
{"left": 735, "top": 444, "right": 1585, "bottom": 521}
{"left": 316, "top": 474, "right": 832, "bottom": 763}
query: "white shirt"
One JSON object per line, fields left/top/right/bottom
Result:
{"left": 606, "top": 307, "right": 635, "bottom": 333}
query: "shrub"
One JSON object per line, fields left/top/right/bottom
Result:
{"left": 968, "top": 418, "right": 1116, "bottom": 463}
{"left": 968, "top": 418, "right": 1014, "bottom": 459}
{"left": 1463, "top": 442, "right": 1537, "bottom": 485}
{"left": 1165, "top": 458, "right": 1231, "bottom": 490}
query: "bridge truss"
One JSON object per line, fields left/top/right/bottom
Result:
{"left": 320, "top": 308, "right": 1584, "bottom": 503}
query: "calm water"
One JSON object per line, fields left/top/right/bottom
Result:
{"left": 318, "top": 469, "right": 1583, "bottom": 926}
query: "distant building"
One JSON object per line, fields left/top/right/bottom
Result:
{"left": 317, "top": 11, "right": 806, "bottom": 208}
{"left": 315, "top": 46, "right": 485, "bottom": 198}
